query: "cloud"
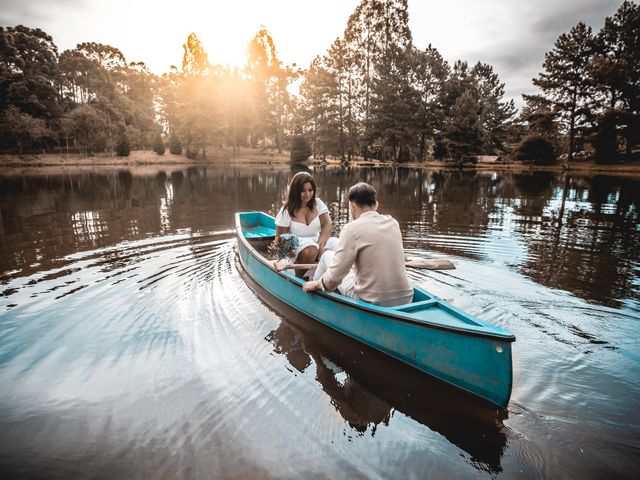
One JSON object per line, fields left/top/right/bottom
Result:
{"left": 409, "top": 0, "right": 623, "bottom": 108}
{"left": 0, "top": 0, "right": 87, "bottom": 25}
{"left": 530, "top": 0, "right": 621, "bottom": 37}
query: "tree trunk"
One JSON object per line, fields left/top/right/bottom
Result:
{"left": 568, "top": 91, "right": 577, "bottom": 163}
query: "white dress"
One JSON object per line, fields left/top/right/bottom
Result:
{"left": 275, "top": 198, "right": 339, "bottom": 259}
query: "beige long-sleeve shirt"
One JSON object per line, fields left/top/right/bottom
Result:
{"left": 321, "top": 211, "right": 414, "bottom": 307}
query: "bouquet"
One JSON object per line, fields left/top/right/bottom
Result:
{"left": 268, "top": 233, "right": 299, "bottom": 260}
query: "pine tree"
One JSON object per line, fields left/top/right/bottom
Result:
{"left": 343, "top": 0, "right": 412, "bottom": 160}
{"left": 533, "top": 22, "right": 595, "bottom": 162}
{"left": 369, "top": 43, "right": 420, "bottom": 162}
{"left": 443, "top": 90, "right": 482, "bottom": 164}
{"left": 471, "top": 62, "right": 516, "bottom": 153}
{"left": 115, "top": 131, "right": 130, "bottom": 156}
{"left": 178, "top": 33, "right": 218, "bottom": 159}
{"left": 153, "top": 132, "right": 165, "bottom": 155}
{"left": 299, "top": 57, "right": 342, "bottom": 160}
{"left": 169, "top": 135, "right": 182, "bottom": 155}
{"left": 412, "top": 45, "right": 449, "bottom": 159}
{"left": 245, "top": 27, "right": 295, "bottom": 152}
{"left": 591, "top": 1, "right": 640, "bottom": 159}
{"left": 290, "top": 135, "right": 311, "bottom": 162}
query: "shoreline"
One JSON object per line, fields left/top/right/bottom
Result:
{"left": 2, "top": 150, "right": 640, "bottom": 178}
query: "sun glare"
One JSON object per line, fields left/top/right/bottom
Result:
{"left": 187, "top": 3, "right": 253, "bottom": 67}
{"left": 36, "top": 0, "right": 358, "bottom": 75}
{"left": 141, "top": 1, "right": 306, "bottom": 71}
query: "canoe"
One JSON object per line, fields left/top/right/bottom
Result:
{"left": 235, "top": 211, "right": 516, "bottom": 408}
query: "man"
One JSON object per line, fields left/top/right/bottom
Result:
{"left": 302, "top": 182, "right": 413, "bottom": 307}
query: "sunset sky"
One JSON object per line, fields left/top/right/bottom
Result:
{"left": 0, "top": 0, "right": 623, "bottom": 108}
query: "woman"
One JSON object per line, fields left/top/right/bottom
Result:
{"left": 275, "top": 172, "right": 338, "bottom": 276}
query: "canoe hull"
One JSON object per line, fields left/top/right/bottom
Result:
{"left": 236, "top": 212, "right": 514, "bottom": 408}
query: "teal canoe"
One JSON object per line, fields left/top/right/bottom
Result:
{"left": 236, "top": 211, "right": 516, "bottom": 408}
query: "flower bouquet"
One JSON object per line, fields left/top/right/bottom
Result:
{"left": 268, "top": 233, "right": 299, "bottom": 260}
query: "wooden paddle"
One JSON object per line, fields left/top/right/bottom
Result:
{"left": 274, "top": 258, "right": 454, "bottom": 272}
{"left": 404, "top": 258, "right": 455, "bottom": 270}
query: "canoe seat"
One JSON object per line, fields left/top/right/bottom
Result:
{"left": 243, "top": 226, "right": 276, "bottom": 239}
{"left": 393, "top": 299, "right": 439, "bottom": 312}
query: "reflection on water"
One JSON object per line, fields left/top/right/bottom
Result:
{"left": 1, "top": 167, "right": 638, "bottom": 310}
{"left": 256, "top": 274, "right": 509, "bottom": 474}
{"left": 0, "top": 165, "right": 639, "bottom": 478}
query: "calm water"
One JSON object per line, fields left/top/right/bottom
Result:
{"left": 0, "top": 165, "right": 638, "bottom": 479}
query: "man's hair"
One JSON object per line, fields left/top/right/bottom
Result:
{"left": 348, "top": 182, "right": 377, "bottom": 207}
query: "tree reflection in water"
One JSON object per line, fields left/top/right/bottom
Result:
{"left": 0, "top": 166, "right": 637, "bottom": 308}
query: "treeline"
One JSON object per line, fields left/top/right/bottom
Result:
{"left": 524, "top": 0, "right": 640, "bottom": 164}
{"left": 0, "top": 31, "right": 158, "bottom": 156}
{"left": 300, "top": 0, "right": 516, "bottom": 163}
{"left": 0, "top": 23, "right": 296, "bottom": 158}
{"left": 1, "top": 0, "right": 638, "bottom": 164}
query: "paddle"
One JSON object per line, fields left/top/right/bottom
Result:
{"left": 275, "top": 258, "right": 455, "bottom": 272}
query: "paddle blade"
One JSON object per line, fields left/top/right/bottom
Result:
{"left": 405, "top": 258, "right": 455, "bottom": 270}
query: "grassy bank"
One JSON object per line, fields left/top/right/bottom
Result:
{"left": 0, "top": 148, "right": 291, "bottom": 169}
{"left": 2, "top": 149, "right": 640, "bottom": 178}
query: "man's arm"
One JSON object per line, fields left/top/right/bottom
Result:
{"left": 302, "top": 276, "right": 325, "bottom": 293}
{"left": 304, "top": 227, "right": 357, "bottom": 294}
{"left": 321, "top": 228, "right": 357, "bottom": 289}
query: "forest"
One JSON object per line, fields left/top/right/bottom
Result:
{"left": 0, "top": 0, "right": 638, "bottom": 164}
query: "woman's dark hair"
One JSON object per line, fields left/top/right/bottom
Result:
{"left": 284, "top": 172, "right": 317, "bottom": 216}
{"left": 348, "top": 182, "right": 377, "bottom": 207}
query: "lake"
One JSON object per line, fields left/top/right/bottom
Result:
{"left": 0, "top": 165, "right": 638, "bottom": 479}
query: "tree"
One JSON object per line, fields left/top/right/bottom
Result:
{"left": 177, "top": 32, "right": 218, "bottom": 159}
{"left": 121, "top": 61, "right": 157, "bottom": 149}
{"left": 300, "top": 53, "right": 351, "bottom": 160}
{"left": 325, "top": 38, "right": 355, "bottom": 161}
{"left": 75, "top": 42, "right": 126, "bottom": 70}
{"left": 520, "top": 94, "right": 560, "bottom": 139}
{"left": 66, "top": 104, "right": 108, "bottom": 154}
{"left": 442, "top": 89, "right": 482, "bottom": 164}
{"left": 342, "top": 0, "right": 413, "bottom": 160}
{"left": 115, "top": 131, "right": 130, "bottom": 156}
{"left": 591, "top": 1, "right": 640, "bottom": 158}
{"left": 58, "top": 49, "right": 99, "bottom": 104}
{"left": 245, "top": 26, "right": 295, "bottom": 151}
{"left": 181, "top": 33, "right": 209, "bottom": 76}
{"left": 471, "top": 62, "right": 516, "bottom": 153}
{"left": 290, "top": 135, "right": 311, "bottom": 162}
{"left": 0, "top": 106, "right": 51, "bottom": 154}
{"left": 514, "top": 136, "right": 556, "bottom": 164}
{"left": 369, "top": 43, "right": 420, "bottom": 162}
{"left": 169, "top": 135, "right": 182, "bottom": 155}
{"left": 533, "top": 22, "right": 595, "bottom": 162}
{"left": 592, "top": 1, "right": 640, "bottom": 112}
{"left": 153, "top": 132, "right": 165, "bottom": 155}
{"left": 592, "top": 110, "right": 621, "bottom": 164}
{"left": 0, "top": 26, "right": 61, "bottom": 131}
{"left": 412, "top": 45, "right": 449, "bottom": 159}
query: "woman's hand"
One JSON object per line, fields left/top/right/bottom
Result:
{"left": 317, "top": 244, "right": 326, "bottom": 261}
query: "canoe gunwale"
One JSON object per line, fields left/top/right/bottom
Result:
{"left": 235, "top": 213, "right": 515, "bottom": 342}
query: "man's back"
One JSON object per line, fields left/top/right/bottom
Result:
{"left": 322, "top": 211, "right": 413, "bottom": 307}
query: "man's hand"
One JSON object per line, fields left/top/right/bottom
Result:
{"left": 303, "top": 280, "right": 321, "bottom": 294}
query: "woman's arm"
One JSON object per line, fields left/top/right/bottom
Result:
{"left": 275, "top": 205, "right": 290, "bottom": 238}
{"left": 317, "top": 212, "right": 332, "bottom": 259}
